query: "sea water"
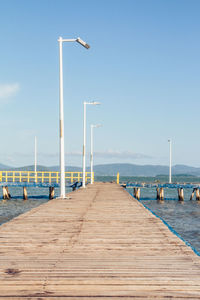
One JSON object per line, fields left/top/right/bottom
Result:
{"left": 127, "top": 187, "right": 200, "bottom": 254}
{"left": 0, "top": 186, "right": 71, "bottom": 226}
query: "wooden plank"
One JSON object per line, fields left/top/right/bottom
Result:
{"left": 0, "top": 182, "right": 200, "bottom": 298}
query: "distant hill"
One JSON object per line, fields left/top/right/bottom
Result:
{"left": 11, "top": 165, "right": 50, "bottom": 171}
{"left": 48, "top": 166, "right": 81, "bottom": 172}
{"left": 93, "top": 164, "right": 200, "bottom": 176}
{"left": 1, "top": 163, "right": 200, "bottom": 177}
{"left": 92, "top": 163, "right": 168, "bottom": 176}
{"left": 0, "top": 163, "right": 12, "bottom": 170}
{"left": 94, "top": 164, "right": 200, "bottom": 176}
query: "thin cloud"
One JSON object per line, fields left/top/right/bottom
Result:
{"left": 14, "top": 150, "right": 152, "bottom": 160}
{"left": 0, "top": 83, "right": 20, "bottom": 100}
{"left": 94, "top": 150, "right": 152, "bottom": 160}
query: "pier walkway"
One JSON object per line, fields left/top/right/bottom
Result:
{"left": 0, "top": 183, "right": 200, "bottom": 298}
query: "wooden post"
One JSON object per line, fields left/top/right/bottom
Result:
{"left": 190, "top": 188, "right": 195, "bottom": 201}
{"left": 133, "top": 188, "right": 136, "bottom": 198}
{"left": 2, "top": 186, "right": 10, "bottom": 200}
{"left": 178, "top": 188, "right": 184, "bottom": 201}
{"left": 160, "top": 187, "right": 164, "bottom": 201}
{"left": 178, "top": 188, "right": 180, "bottom": 200}
{"left": 23, "top": 187, "right": 28, "bottom": 200}
{"left": 196, "top": 188, "right": 200, "bottom": 201}
{"left": 5, "top": 186, "right": 11, "bottom": 198}
{"left": 156, "top": 188, "right": 160, "bottom": 200}
{"left": 49, "top": 187, "right": 55, "bottom": 200}
{"left": 136, "top": 188, "right": 140, "bottom": 200}
{"left": 133, "top": 188, "right": 140, "bottom": 200}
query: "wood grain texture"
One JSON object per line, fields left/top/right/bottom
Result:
{"left": 0, "top": 182, "right": 200, "bottom": 299}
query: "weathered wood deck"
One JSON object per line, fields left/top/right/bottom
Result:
{"left": 0, "top": 182, "right": 200, "bottom": 299}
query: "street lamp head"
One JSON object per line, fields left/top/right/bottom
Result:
{"left": 91, "top": 101, "right": 101, "bottom": 105}
{"left": 92, "top": 124, "right": 102, "bottom": 128}
{"left": 76, "top": 37, "right": 90, "bottom": 49}
{"left": 85, "top": 101, "right": 101, "bottom": 105}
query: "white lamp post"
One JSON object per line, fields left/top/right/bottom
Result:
{"left": 83, "top": 101, "right": 100, "bottom": 188}
{"left": 58, "top": 36, "right": 90, "bottom": 198}
{"left": 168, "top": 139, "right": 172, "bottom": 184}
{"left": 90, "top": 124, "right": 102, "bottom": 184}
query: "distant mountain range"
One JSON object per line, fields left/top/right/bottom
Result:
{"left": 1, "top": 163, "right": 200, "bottom": 176}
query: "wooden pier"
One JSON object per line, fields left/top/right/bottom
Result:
{"left": 0, "top": 182, "right": 200, "bottom": 298}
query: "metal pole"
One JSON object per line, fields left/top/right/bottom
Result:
{"left": 168, "top": 139, "right": 172, "bottom": 184}
{"left": 34, "top": 136, "right": 37, "bottom": 183}
{"left": 90, "top": 125, "right": 94, "bottom": 184}
{"left": 58, "top": 37, "right": 66, "bottom": 198}
{"left": 83, "top": 102, "right": 86, "bottom": 188}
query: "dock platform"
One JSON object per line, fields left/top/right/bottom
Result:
{"left": 0, "top": 182, "right": 200, "bottom": 298}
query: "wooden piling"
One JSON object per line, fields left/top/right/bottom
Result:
{"left": 160, "top": 187, "right": 164, "bottom": 201}
{"left": 49, "top": 187, "right": 55, "bottom": 200}
{"left": 6, "top": 186, "right": 11, "bottom": 198}
{"left": 196, "top": 188, "right": 200, "bottom": 201}
{"left": 2, "top": 186, "right": 10, "bottom": 200}
{"left": 156, "top": 187, "right": 160, "bottom": 200}
{"left": 178, "top": 188, "right": 180, "bottom": 200}
{"left": 133, "top": 187, "right": 137, "bottom": 198}
{"left": 190, "top": 188, "right": 195, "bottom": 200}
{"left": 133, "top": 187, "right": 140, "bottom": 200}
{"left": 178, "top": 188, "right": 184, "bottom": 201}
{"left": 136, "top": 188, "right": 140, "bottom": 200}
{"left": 23, "top": 187, "right": 28, "bottom": 200}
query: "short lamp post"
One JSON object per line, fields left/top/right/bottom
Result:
{"left": 90, "top": 124, "right": 102, "bottom": 184}
{"left": 34, "top": 136, "right": 37, "bottom": 183}
{"left": 58, "top": 36, "right": 90, "bottom": 198}
{"left": 168, "top": 139, "right": 172, "bottom": 184}
{"left": 83, "top": 101, "right": 100, "bottom": 188}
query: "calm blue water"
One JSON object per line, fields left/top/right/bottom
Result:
{"left": 0, "top": 186, "right": 72, "bottom": 226}
{"left": 128, "top": 187, "right": 200, "bottom": 254}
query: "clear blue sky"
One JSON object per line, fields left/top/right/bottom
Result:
{"left": 0, "top": 0, "right": 200, "bottom": 167}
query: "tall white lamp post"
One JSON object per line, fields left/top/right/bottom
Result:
{"left": 58, "top": 36, "right": 90, "bottom": 198}
{"left": 168, "top": 139, "right": 172, "bottom": 184}
{"left": 90, "top": 124, "right": 102, "bottom": 184}
{"left": 83, "top": 101, "right": 100, "bottom": 188}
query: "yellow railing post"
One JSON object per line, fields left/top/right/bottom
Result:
{"left": 19, "top": 171, "right": 22, "bottom": 183}
{"left": 49, "top": 172, "right": 51, "bottom": 184}
{"left": 92, "top": 172, "right": 94, "bottom": 183}
{"left": 116, "top": 172, "right": 120, "bottom": 184}
{"left": 71, "top": 172, "right": 73, "bottom": 183}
